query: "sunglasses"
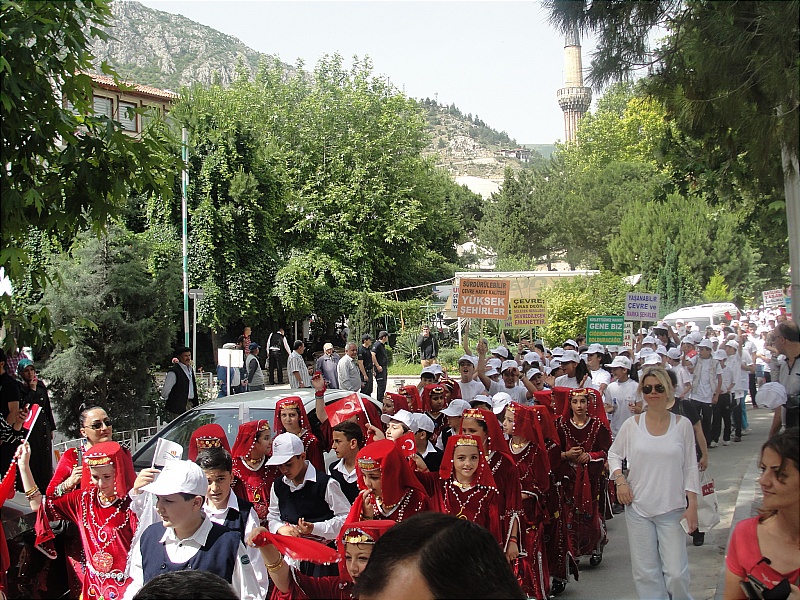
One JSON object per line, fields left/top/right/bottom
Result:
{"left": 642, "top": 384, "right": 666, "bottom": 394}
{"left": 86, "top": 418, "right": 113, "bottom": 430}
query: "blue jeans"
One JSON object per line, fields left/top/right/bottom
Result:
{"left": 740, "top": 396, "right": 749, "bottom": 430}
{"left": 625, "top": 506, "right": 692, "bottom": 599}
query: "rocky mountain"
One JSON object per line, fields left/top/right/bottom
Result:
{"left": 92, "top": 1, "right": 534, "bottom": 178}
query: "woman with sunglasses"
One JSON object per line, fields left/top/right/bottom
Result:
{"left": 45, "top": 405, "right": 133, "bottom": 597}
{"left": 609, "top": 366, "right": 700, "bottom": 600}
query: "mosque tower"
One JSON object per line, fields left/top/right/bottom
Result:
{"left": 556, "top": 23, "right": 592, "bottom": 143}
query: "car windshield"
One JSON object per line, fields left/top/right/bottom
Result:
{"left": 133, "top": 407, "right": 274, "bottom": 470}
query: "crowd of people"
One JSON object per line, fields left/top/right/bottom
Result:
{"left": 0, "top": 308, "right": 797, "bottom": 599}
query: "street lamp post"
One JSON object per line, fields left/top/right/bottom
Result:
{"left": 189, "top": 288, "right": 204, "bottom": 366}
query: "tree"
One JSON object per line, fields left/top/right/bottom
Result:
{"left": 545, "top": 0, "right": 798, "bottom": 323}
{"left": 41, "top": 225, "right": 180, "bottom": 435}
{"left": 1, "top": 0, "right": 179, "bottom": 349}
{"left": 703, "top": 270, "right": 733, "bottom": 303}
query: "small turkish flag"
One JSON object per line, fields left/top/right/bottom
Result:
{"left": 724, "top": 311, "right": 733, "bottom": 321}
{"left": 324, "top": 394, "right": 363, "bottom": 427}
{"left": 396, "top": 432, "right": 417, "bottom": 459}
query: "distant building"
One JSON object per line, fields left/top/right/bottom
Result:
{"left": 65, "top": 73, "right": 178, "bottom": 135}
{"left": 556, "top": 23, "right": 592, "bottom": 143}
{"left": 497, "top": 148, "right": 531, "bottom": 162}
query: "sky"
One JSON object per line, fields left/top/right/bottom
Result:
{"left": 137, "top": 0, "right": 597, "bottom": 144}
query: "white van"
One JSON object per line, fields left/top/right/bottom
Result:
{"left": 662, "top": 303, "right": 741, "bottom": 330}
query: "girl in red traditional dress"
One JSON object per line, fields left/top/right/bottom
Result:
{"left": 398, "top": 385, "right": 422, "bottom": 413}
{"left": 231, "top": 419, "right": 278, "bottom": 525}
{"left": 187, "top": 423, "right": 231, "bottom": 461}
{"left": 19, "top": 440, "right": 137, "bottom": 600}
{"left": 421, "top": 383, "right": 448, "bottom": 444}
{"left": 459, "top": 408, "right": 523, "bottom": 563}
{"left": 556, "top": 388, "right": 612, "bottom": 568}
{"left": 504, "top": 402, "right": 552, "bottom": 599}
{"left": 415, "top": 434, "right": 502, "bottom": 543}
{"left": 347, "top": 439, "right": 428, "bottom": 523}
{"left": 45, "top": 405, "right": 134, "bottom": 597}
{"left": 381, "top": 391, "right": 409, "bottom": 417}
{"left": 273, "top": 396, "right": 325, "bottom": 471}
{"left": 249, "top": 519, "right": 395, "bottom": 599}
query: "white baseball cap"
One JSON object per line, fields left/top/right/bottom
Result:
{"left": 500, "top": 360, "right": 519, "bottom": 373}
{"left": 606, "top": 345, "right": 619, "bottom": 353}
{"left": 563, "top": 339, "right": 578, "bottom": 349}
{"left": 522, "top": 352, "right": 540, "bottom": 364}
{"left": 560, "top": 350, "right": 580, "bottom": 363}
{"left": 413, "top": 412, "right": 435, "bottom": 433}
{"left": 587, "top": 343, "right": 605, "bottom": 355}
{"left": 641, "top": 336, "right": 658, "bottom": 346}
{"left": 458, "top": 355, "right": 478, "bottom": 366}
{"left": 380, "top": 409, "right": 418, "bottom": 433}
{"left": 141, "top": 460, "right": 208, "bottom": 497}
{"left": 490, "top": 346, "right": 510, "bottom": 359}
{"left": 667, "top": 348, "right": 682, "bottom": 360}
{"left": 756, "top": 382, "right": 787, "bottom": 409}
{"left": 549, "top": 359, "right": 562, "bottom": 370}
{"left": 420, "top": 366, "right": 436, "bottom": 377}
{"left": 487, "top": 358, "right": 502, "bottom": 370}
{"left": 266, "top": 432, "right": 306, "bottom": 466}
{"left": 441, "top": 399, "right": 471, "bottom": 417}
{"left": 643, "top": 353, "right": 661, "bottom": 365}
{"left": 470, "top": 395, "right": 493, "bottom": 408}
{"left": 526, "top": 368, "right": 542, "bottom": 379}
{"left": 725, "top": 340, "right": 740, "bottom": 349}
{"left": 698, "top": 339, "right": 714, "bottom": 350}
{"left": 491, "top": 392, "right": 512, "bottom": 414}
{"left": 618, "top": 346, "right": 633, "bottom": 356}
{"left": 712, "top": 349, "right": 727, "bottom": 361}
{"left": 608, "top": 356, "right": 632, "bottom": 370}
{"left": 656, "top": 345, "right": 669, "bottom": 356}
{"left": 551, "top": 348, "right": 565, "bottom": 357}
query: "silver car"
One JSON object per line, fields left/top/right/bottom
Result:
{"left": 132, "top": 388, "right": 380, "bottom": 470}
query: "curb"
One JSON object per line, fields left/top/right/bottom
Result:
{"left": 713, "top": 451, "right": 762, "bottom": 599}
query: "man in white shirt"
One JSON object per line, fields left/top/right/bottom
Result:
{"left": 603, "top": 356, "right": 640, "bottom": 438}
{"left": 287, "top": 340, "right": 311, "bottom": 389}
{"left": 688, "top": 340, "right": 722, "bottom": 443}
{"left": 725, "top": 339, "right": 753, "bottom": 441}
{"left": 336, "top": 342, "right": 362, "bottom": 392}
{"left": 476, "top": 345, "right": 534, "bottom": 404}
{"left": 125, "top": 460, "right": 261, "bottom": 600}
{"left": 456, "top": 355, "right": 486, "bottom": 403}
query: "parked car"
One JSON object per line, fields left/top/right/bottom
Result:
{"left": 662, "top": 302, "right": 741, "bottom": 331}
{"left": 132, "top": 387, "right": 381, "bottom": 470}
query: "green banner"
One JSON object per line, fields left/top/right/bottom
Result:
{"left": 586, "top": 316, "right": 624, "bottom": 345}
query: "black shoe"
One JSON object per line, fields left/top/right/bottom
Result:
{"left": 734, "top": 436, "right": 742, "bottom": 442}
{"left": 692, "top": 531, "right": 705, "bottom": 546}
{"left": 612, "top": 503, "right": 624, "bottom": 514}
{"left": 551, "top": 580, "right": 567, "bottom": 596}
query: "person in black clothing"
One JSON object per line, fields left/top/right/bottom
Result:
{"left": 416, "top": 324, "right": 439, "bottom": 367}
{"left": 0, "top": 348, "right": 24, "bottom": 478}
{"left": 161, "top": 347, "right": 198, "bottom": 421}
{"left": 328, "top": 420, "right": 364, "bottom": 504}
{"left": 358, "top": 334, "right": 374, "bottom": 397}
{"left": 266, "top": 326, "right": 290, "bottom": 385}
{"left": 372, "top": 331, "right": 390, "bottom": 403}
{"left": 16, "top": 358, "right": 57, "bottom": 491}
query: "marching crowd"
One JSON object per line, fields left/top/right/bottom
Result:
{"left": 0, "top": 309, "right": 797, "bottom": 599}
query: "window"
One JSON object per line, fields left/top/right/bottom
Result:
{"left": 118, "top": 101, "right": 137, "bottom": 132}
{"left": 93, "top": 95, "right": 113, "bottom": 118}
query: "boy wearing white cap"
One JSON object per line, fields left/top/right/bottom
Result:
{"left": 436, "top": 399, "right": 471, "bottom": 451}
{"left": 124, "top": 460, "right": 261, "bottom": 600}
{"left": 709, "top": 349, "right": 734, "bottom": 446}
{"left": 476, "top": 341, "right": 535, "bottom": 404}
{"left": 265, "top": 432, "right": 350, "bottom": 576}
{"left": 456, "top": 355, "right": 486, "bottom": 403}
{"left": 688, "top": 340, "right": 722, "bottom": 443}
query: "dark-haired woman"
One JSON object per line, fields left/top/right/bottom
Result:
{"left": 723, "top": 429, "right": 799, "bottom": 600}
{"left": 45, "top": 406, "right": 133, "bottom": 597}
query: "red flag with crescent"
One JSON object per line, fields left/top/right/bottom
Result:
{"left": 325, "top": 394, "right": 363, "bottom": 427}
{"left": 23, "top": 404, "right": 41, "bottom": 432}
{"left": 396, "top": 432, "right": 417, "bottom": 459}
{"left": 0, "top": 463, "right": 17, "bottom": 507}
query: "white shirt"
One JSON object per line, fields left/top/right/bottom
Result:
{"left": 459, "top": 379, "right": 487, "bottom": 403}
{"left": 609, "top": 413, "right": 700, "bottom": 518}
{"left": 267, "top": 462, "right": 350, "bottom": 540}
{"left": 331, "top": 458, "right": 358, "bottom": 484}
{"left": 337, "top": 354, "right": 362, "bottom": 392}
{"left": 124, "top": 516, "right": 261, "bottom": 600}
{"left": 488, "top": 380, "right": 529, "bottom": 403}
{"left": 689, "top": 357, "right": 722, "bottom": 404}
{"left": 205, "top": 494, "right": 269, "bottom": 598}
{"left": 590, "top": 368, "right": 611, "bottom": 391}
{"left": 603, "top": 378, "right": 639, "bottom": 438}
{"left": 287, "top": 351, "right": 311, "bottom": 389}
{"left": 554, "top": 375, "right": 599, "bottom": 390}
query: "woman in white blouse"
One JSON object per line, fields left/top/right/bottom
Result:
{"left": 609, "top": 366, "right": 700, "bottom": 600}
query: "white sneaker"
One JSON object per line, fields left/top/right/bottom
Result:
{"left": 709, "top": 441, "right": 718, "bottom": 448}
{"left": 742, "top": 428, "right": 751, "bottom": 436}
{"left": 723, "top": 440, "right": 730, "bottom": 446}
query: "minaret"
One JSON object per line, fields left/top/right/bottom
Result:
{"left": 557, "top": 23, "right": 592, "bottom": 143}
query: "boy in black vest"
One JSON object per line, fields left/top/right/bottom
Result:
{"left": 327, "top": 420, "right": 364, "bottom": 504}
{"left": 124, "top": 460, "right": 260, "bottom": 600}
{"left": 266, "top": 432, "right": 350, "bottom": 576}
{"left": 195, "top": 448, "right": 268, "bottom": 597}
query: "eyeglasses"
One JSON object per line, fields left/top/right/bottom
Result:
{"left": 641, "top": 384, "right": 666, "bottom": 394}
{"left": 86, "top": 418, "right": 113, "bottom": 430}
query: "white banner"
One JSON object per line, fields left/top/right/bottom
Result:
{"left": 625, "top": 292, "right": 660, "bottom": 321}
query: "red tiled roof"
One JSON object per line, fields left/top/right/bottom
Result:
{"left": 84, "top": 72, "right": 179, "bottom": 100}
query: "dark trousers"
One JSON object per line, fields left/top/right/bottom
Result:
{"left": 268, "top": 351, "right": 283, "bottom": 384}
{"left": 691, "top": 399, "right": 713, "bottom": 442}
{"left": 748, "top": 373, "right": 757, "bottom": 407}
{"left": 375, "top": 369, "right": 387, "bottom": 401}
{"left": 711, "top": 393, "right": 732, "bottom": 442}
{"left": 732, "top": 394, "right": 743, "bottom": 438}
{"left": 361, "top": 372, "right": 373, "bottom": 396}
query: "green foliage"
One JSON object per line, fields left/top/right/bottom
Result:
{"left": 1, "top": 0, "right": 178, "bottom": 349}
{"left": 609, "top": 193, "right": 755, "bottom": 299}
{"left": 539, "top": 272, "right": 633, "bottom": 346}
{"left": 655, "top": 240, "right": 702, "bottom": 315}
{"left": 41, "top": 225, "right": 181, "bottom": 436}
{"left": 703, "top": 270, "right": 733, "bottom": 303}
